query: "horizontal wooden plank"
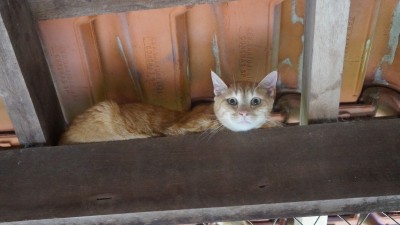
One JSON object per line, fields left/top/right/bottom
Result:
{"left": 0, "top": 0, "right": 65, "bottom": 145}
{"left": 3, "top": 196, "right": 400, "bottom": 225}
{"left": 27, "top": 0, "right": 234, "bottom": 20}
{"left": 1, "top": 118, "right": 400, "bottom": 224}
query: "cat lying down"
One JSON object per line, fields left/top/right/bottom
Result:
{"left": 59, "top": 71, "right": 281, "bottom": 144}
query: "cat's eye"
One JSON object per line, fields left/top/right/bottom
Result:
{"left": 227, "top": 98, "right": 238, "bottom": 105}
{"left": 251, "top": 97, "right": 262, "bottom": 106}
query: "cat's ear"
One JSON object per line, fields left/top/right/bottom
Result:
{"left": 211, "top": 71, "right": 228, "bottom": 96}
{"left": 257, "top": 71, "right": 278, "bottom": 96}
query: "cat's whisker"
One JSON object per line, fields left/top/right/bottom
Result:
{"left": 204, "top": 124, "right": 224, "bottom": 142}
{"left": 198, "top": 130, "right": 213, "bottom": 142}
{"left": 197, "top": 122, "right": 223, "bottom": 142}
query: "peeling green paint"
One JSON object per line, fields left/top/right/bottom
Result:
{"left": 374, "top": 67, "right": 388, "bottom": 85}
{"left": 382, "top": 3, "right": 400, "bottom": 65}
{"left": 281, "top": 58, "right": 293, "bottom": 66}
{"left": 290, "top": 0, "right": 305, "bottom": 91}
{"left": 291, "top": 0, "right": 304, "bottom": 24}
{"left": 374, "top": 2, "right": 400, "bottom": 83}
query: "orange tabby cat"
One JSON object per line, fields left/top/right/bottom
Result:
{"left": 59, "top": 71, "right": 279, "bottom": 144}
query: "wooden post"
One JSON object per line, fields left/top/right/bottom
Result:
{"left": 299, "top": 1, "right": 350, "bottom": 225}
{"left": 0, "top": 0, "right": 64, "bottom": 145}
{"left": 300, "top": 0, "right": 350, "bottom": 124}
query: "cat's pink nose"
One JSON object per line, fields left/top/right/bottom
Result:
{"left": 239, "top": 111, "right": 248, "bottom": 117}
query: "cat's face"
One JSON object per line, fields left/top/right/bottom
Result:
{"left": 211, "top": 71, "right": 277, "bottom": 132}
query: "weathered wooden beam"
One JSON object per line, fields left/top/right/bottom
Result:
{"left": 0, "top": 0, "right": 65, "bottom": 145}
{"left": 300, "top": 0, "right": 350, "bottom": 124}
{"left": 1, "top": 118, "right": 400, "bottom": 224}
{"left": 27, "top": 0, "right": 234, "bottom": 20}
